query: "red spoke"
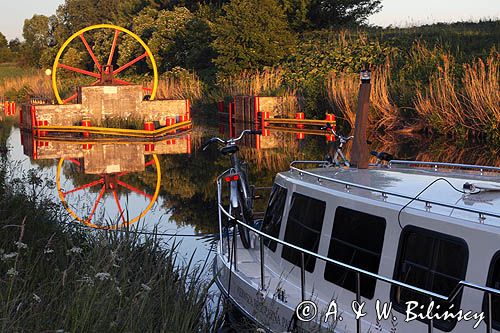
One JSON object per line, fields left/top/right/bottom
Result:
{"left": 113, "top": 52, "right": 148, "bottom": 75}
{"left": 79, "top": 33, "right": 101, "bottom": 71}
{"left": 143, "top": 87, "right": 153, "bottom": 91}
{"left": 112, "top": 189, "right": 127, "bottom": 224}
{"left": 107, "top": 30, "right": 120, "bottom": 68}
{"left": 144, "top": 160, "right": 155, "bottom": 168}
{"left": 62, "top": 93, "right": 78, "bottom": 104}
{"left": 68, "top": 158, "right": 81, "bottom": 166}
{"left": 87, "top": 184, "right": 106, "bottom": 223}
{"left": 116, "top": 180, "right": 153, "bottom": 200}
{"left": 58, "top": 63, "right": 101, "bottom": 79}
{"left": 116, "top": 171, "right": 129, "bottom": 178}
{"left": 63, "top": 178, "right": 104, "bottom": 196}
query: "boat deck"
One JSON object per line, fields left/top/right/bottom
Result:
{"left": 282, "top": 163, "right": 500, "bottom": 227}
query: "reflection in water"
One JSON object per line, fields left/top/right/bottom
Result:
{"left": 21, "top": 131, "right": 192, "bottom": 230}
{"left": 18, "top": 118, "right": 500, "bottom": 234}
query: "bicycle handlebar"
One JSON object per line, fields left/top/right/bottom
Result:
{"left": 321, "top": 123, "right": 353, "bottom": 142}
{"left": 202, "top": 129, "right": 262, "bottom": 151}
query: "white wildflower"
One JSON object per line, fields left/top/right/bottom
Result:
{"left": 141, "top": 283, "right": 151, "bottom": 291}
{"left": 43, "top": 248, "right": 54, "bottom": 254}
{"left": 116, "top": 286, "right": 123, "bottom": 296}
{"left": 7, "top": 268, "right": 19, "bottom": 277}
{"left": 95, "top": 272, "right": 111, "bottom": 281}
{"left": 14, "top": 241, "right": 27, "bottom": 249}
{"left": 32, "top": 293, "right": 41, "bottom": 303}
{"left": 66, "top": 247, "right": 83, "bottom": 255}
{"left": 1, "top": 252, "right": 18, "bottom": 261}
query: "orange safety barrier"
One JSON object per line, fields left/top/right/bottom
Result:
{"left": 144, "top": 121, "right": 155, "bottom": 151}
{"left": 81, "top": 118, "right": 91, "bottom": 138}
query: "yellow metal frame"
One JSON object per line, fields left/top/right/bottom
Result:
{"left": 52, "top": 24, "right": 159, "bottom": 104}
{"left": 56, "top": 154, "right": 162, "bottom": 229}
{"left": 35, "top": 120, "right": 192, "bottom": 138}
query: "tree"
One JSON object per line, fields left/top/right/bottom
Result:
{"left": 118, "top": 7, "right": 195, "bottom": 73}
{"left": 308, "top": 0, "right": 382, "bottom": 28}
{"left": 0, "top": 32, "right": 12, "bottom": 62}
{"left": 281, "top": 0, "right": 312, "bottom": 31}
{"left": 212, "top": 0, "right": 296, "bottom": 74}
{"left": 22, "top": 15, "right": 50, "bottom": 67}
{"left": 56, "top": 0, "right": 120, "bottom": 32}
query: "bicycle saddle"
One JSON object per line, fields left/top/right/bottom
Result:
{"left": 370, "top": 151, "right": 394, "bottom": 162}
{"left": 220, "top": 145, "right": 239, "bottom": 155}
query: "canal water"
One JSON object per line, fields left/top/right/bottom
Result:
{"left": 2, "top": 114, "right": 499, "bottom": 323}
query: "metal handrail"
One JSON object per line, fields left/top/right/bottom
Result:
{"left": 216, "top": 169, "right": 500, "bottom": 333}
{"left": 389, "top": 160, "right": 500, "bottom": 173}
{"left": 287, "top": 162, "right": 500, "bottom": 222}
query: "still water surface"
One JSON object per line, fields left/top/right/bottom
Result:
{"left": 3, "top": 115, "right": 500, "bottom": 308}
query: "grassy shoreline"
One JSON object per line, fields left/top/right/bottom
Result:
{"left": 0, "top": 122, "right": 218, "bottom": 332}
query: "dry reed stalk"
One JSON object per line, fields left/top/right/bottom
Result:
{"left": 279, "top": 89, "right": 300, "bottom": 117}
{"left": 414, "top": 55, "right": 467, "bottom": 135}
{"left": 154, "top": 71, "right": 202, "bottom": 101}
{"left": 219, "top": 68, "right": 284, "bottom": 97}
{"left": 462, "top": 54, "right": 500, "bottom": 132}
{"left": 370, "top": 62, "right": 400, "bottom": 130}
{"left": 326, "top": 62, "right": 399, "bottom": 131}
{"left": 325, "top": 72, "right": 358, "bottom": 128}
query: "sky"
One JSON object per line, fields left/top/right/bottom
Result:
{"left": 0, "top": 0, "right": 499, "bottom": 41}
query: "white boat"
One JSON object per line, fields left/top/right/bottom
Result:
{"left": 213, "top": 71, "right": 500, "bottom": 333}
{"left": 214, "top": 160, "right": 500, "bottom": 332}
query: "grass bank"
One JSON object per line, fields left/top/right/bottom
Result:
{"left": 0, "top": 123, "right": 218, "bottom": 332}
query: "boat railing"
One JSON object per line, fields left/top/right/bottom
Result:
{"left": 389, "top": 160, "right": 500, "bottom": 174}
{"left": 289, "top": 160, "right": 500, "bottom": 223}
{"left": 216, "top": 168, "right": 500, "bottom": 333}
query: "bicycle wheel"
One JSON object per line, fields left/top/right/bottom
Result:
{"left": 235, "top": 189, "right": 253, "bottom": 249}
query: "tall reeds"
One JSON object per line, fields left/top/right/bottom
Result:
{"left": 0, "top": 70, "right": 53, "bottom": 101}
{"left": 326, "top": 42, "right": 499, "bottom": 140}
{"left": 415, "top": 52, "right": 499, "bottom": 137}
{"left": 154, "top": 69, "right": 203, "bottom": 101}
{"left": 326, "top": 59, "right": 399, "bottom": 131}
{"left": 217, "top": 68, "right": 285, "bottom": 97}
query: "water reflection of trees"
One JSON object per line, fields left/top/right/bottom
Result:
{"left": 52, "top": 126, "right": 500, "bottom": 233}
{"left": 370, "top": 133, "right": 500, "bottom": 166}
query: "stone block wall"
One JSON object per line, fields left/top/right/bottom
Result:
{"left": 21, "top": 85, "right": 190, "bottom": 128}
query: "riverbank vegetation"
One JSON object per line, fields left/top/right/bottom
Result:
{"left": 0, "top": 122, "right": 217, "bottom": 332}
{"left": 0, "top": 1, "right": 498, "bottom": 139}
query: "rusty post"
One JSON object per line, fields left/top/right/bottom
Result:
{"left": 350, "top": 70, "right": 371, "bottom": 169}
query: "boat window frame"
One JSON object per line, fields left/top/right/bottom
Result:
{"left": 323, "top": 206, "right": 387, "bottom": 300}
{"left": 280, "top": 190, "right": 326, "bottom": 273}
{"left": 390, "top": 225, "right": 469, "bottom": 332}
{"left": 261, "top": 183, "right": 289, "bottom": 252}
{"left": 483, "top": 250, "right": 500, "bottom": 331}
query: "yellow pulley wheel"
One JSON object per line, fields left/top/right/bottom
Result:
{"left": 52, "top": 24, "right": 158, "bottom": 104}
{"left": 56, "top": 154, "right": 162, "bottom": 229}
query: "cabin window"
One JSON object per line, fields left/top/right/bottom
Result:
{"left": 281, "top": 192, "right": 325, "bottom": 273}
{"left": 324, "top": 207, "right": 386, "bottom": 299}
{"left": 261, "top": 184, "right": 288, "bottom": 252}
{"left": 391, "top": 226, "right": 468, "bottom": 332}
{"left": 484, "top": 251, "right": 500, "bottom": 330}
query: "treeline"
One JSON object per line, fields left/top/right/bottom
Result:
{"left": 8, "top": 0, "right": 383, "bottom": 72}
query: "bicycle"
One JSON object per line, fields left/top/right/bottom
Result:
{"left": 321, "top": 122, "right": 354, "bottom": 167}
{"left": 203, "top": 129, "right": 261, "bottom": 249}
